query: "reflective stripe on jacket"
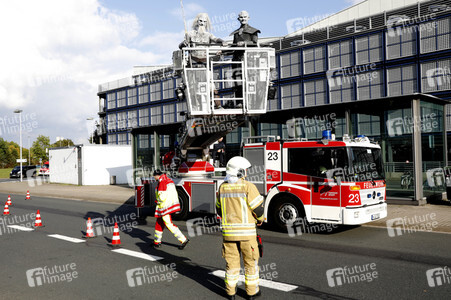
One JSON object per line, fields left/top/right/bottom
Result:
{"left": 155, "top": 174, "right": 180, "bottom": 217}
{"left": 216, "top": 179, "right": 264, "bottom": 241}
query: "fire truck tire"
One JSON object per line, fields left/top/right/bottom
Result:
{"left": 272, "top": 196, "right": 305, "bottom": 232}
{"left": 173, "top": 189, "right": 189, "bottom": 220}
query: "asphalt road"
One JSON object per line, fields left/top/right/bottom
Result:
{"left": 1, "top": 192, "right": 450, "bottom": 300}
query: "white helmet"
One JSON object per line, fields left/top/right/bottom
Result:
{"left": 226, "top": 156, "right": 251, "bottom": 177}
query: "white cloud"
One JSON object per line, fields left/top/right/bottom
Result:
{"left": 0, "top": 0, "right": 165, "bottom": 144}
{"left": 139, "top": 30, "right": 185, "bottom": 58}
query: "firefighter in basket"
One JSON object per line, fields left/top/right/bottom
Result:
{"left": 216, "top": 156, "right": 265, "bottom": 300}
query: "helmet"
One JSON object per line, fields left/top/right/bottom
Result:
{"left": 226, "top": 156, "right": 251, "bottom": 177}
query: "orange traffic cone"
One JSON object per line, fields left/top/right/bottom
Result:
{"left": 110, "top": 222, "right": 121, "bottom": 247}
{"left": 25, "top": 191, "right": 31, "bottom": 200}
{"left": 3, "top": 203, "right": 10, "bottom": 216}
{"left": 34, "top": 210, "right": 43, "bottom": 227}
{"left": 6, "top": 195, "right": 12, "bottom": 206}
{"left": 84, "top": 217, "right": 95, "bottom": 238}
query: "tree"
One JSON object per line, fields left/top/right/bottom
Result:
{"left": 0, "top": 139, "right": 24, "bottom": 167}
{"left": 31, "top": 135, "right": 51, "bottom": 163}
{"left": 50, "top": 138, "right": 75, "bottom": 148}
{"left": 0, "top": 138, "right": 11, "bottom": 168}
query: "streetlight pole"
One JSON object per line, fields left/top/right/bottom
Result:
{"left": 28, "top": 135, "right": 31, "bottom": 165}
{"left": 14, "top": 109, "right": 23, "bottom": 182}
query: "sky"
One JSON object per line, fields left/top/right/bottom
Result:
{"left": 0, "top": 0, "right": 365, "bottom": 147}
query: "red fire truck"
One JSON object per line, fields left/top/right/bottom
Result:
{"left": 171, "top": 134, "right": 387, "bottom": 231}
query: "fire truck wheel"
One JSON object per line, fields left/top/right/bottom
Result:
{"left": 272, "top": 196, "right": 304, "bottom": 232}
{"left": 173, "top": 189, "right": 189, "bottom": 220}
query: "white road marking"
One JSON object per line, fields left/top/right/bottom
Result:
{"left": 111, "top": 248, "right": 163, "bottom": 261}
{"left": 210, "top": 270, "right": 298, "bottom": 292}
{"left": 48, "top": 234, "right": 86, "bottom": 243}
{"left": 7, "top": 225, "right": 34, "bottom": 232}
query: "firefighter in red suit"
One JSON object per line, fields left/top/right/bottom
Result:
{"left": 152, "top": 170, "right": 189, "bottom": 249}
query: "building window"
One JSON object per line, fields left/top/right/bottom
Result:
{"left": 127, "top": 110, "right": 138, "bottom": 129}
{"left": 117, "top": 90, "right": 126, "bottom": 107}
{"left": 357, "top": 70, "right": 384, "bottom": 100}
{"left": 163, "top": 104, "right": 175, "bottom": 124}
{"left": 386, "top": 26, "right": 417, "bottom": 59}
{"left": 225, "top": 127, "right": 249, "bottom": 145}
{"left": 162, "top": 79, "right": 175, "bottom": 99}
{"left": 107, "top": 92, "right": 116, "bottom": 109}
{"left": 138, "top": 85, "right": 149, "bottom": 104}
{"left": 139, "top": 108, "right": 149, "bottom": 126}
{"left": 386, "top": 108, "right": 412, "bottom": 137}
{"left": 303, "top": 45, "right": 326, "bottom": 74}
{"left": 304, "top": 79, "right": 326, "bottom": 106}
{"left": 421, "top": 59, "right": 451, "bottom": 92}
{"left": 260, "top": 123, "right": 279, "bottom": 137}
{"left": 107, "top": 114, "right": 116, "bottom": 131}
{"left": 160, "top": 135, "right": 170, "bottom": 148}
{"left": 333, "top": 117, "right": 347, "bottom": 138}
{"left": 329, "top": 75, "right": 355, "bottom": 104}
{"left": 117, "top": 111, "right": 127, "bottom": 131}
{"left": 281, "top": 83, "right": 301, "bottom": 109}
{"left": 355, "top": 114, "right": 381, "bottom": 136}
{"left": 328, "top": 40, "right": 353, "bottom": 69}
{"left": 108, "top": 134, "right": 117, "bottom": 145}
{"left": 138, "top": 134, "right": 149, "bottom": 149}
{"left": 420, "top": 17, "right": 451, "bottom": 53}
{"left": 387, "top": 65, "right": 418, "bottom": 96}
{"left": 228, "top": 127, "right": 240, "bottom": 144}
{"left": 151, "top": 106, "right": 162, "bottom": 124}
{"left": 280, "top": 51, "right": 300, "bottom": 79}
{"left": 117, "top": 133, "right": 127, "bottom": 145}
{"left": 128, "top": 88, "right": 137, "bottom": 106}
{"left": 150, "top": 82, "right": 161, "bottom": 101}
{"left": 356, "top": 33, "right": 382, "bottom": 64}
{"left": 301, "top": 117, "right": 330, "bottom": 140}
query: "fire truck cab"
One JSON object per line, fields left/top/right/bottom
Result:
{"left": 170, "top": 133, "right": 387, "bottom": 231}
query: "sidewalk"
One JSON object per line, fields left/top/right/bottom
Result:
{"left": 366, "top": 203, "right": 451, "bottom": 233}
{"left": 0, "top": 180, "right": 134, "bottom": 205}
{"left": 1, "top": 180, "right": 450, "bottom": 232}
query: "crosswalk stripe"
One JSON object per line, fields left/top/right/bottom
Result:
{"left": 48, "top": 234, "right": 86, "bottom": 243}
{"left": 111, "top": 248, "right": 163, "bottom": 261}
{"left": 210, "top": 270, "right": 298, "bottom": 292}
{"left": 7, "top": 225, "right": 34, "bottom": 232}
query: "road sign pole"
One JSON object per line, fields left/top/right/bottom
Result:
{"left": 14, "top": 109, "right": 23, "bottom": 182}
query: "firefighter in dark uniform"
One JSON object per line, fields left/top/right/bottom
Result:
{"left": 228, "top": 11, "right": 261, "bottom": 108}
